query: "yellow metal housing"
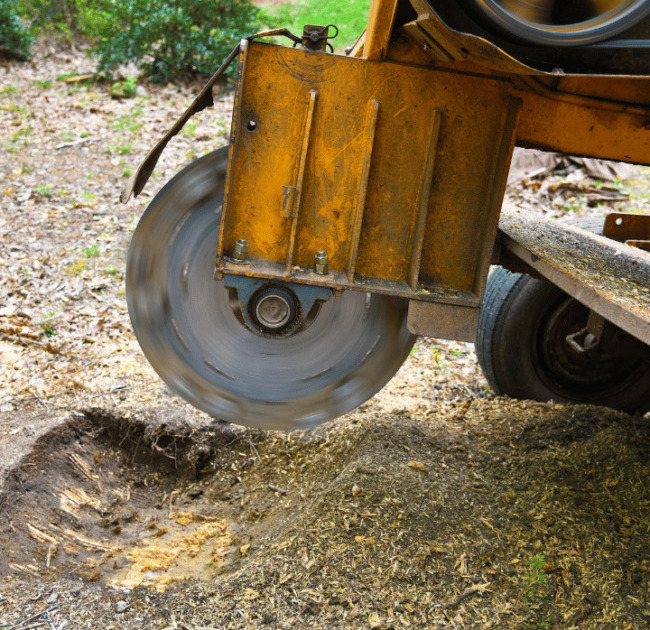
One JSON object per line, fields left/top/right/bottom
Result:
{"left": 214, "top": 0, "right": 650, "bottom": 339}
{"left": 218, "top": 41, "right": 518, "bottom": 309}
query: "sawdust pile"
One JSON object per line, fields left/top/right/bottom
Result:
{"left": 1, "top": 399, "right": 649, "bottom": 629}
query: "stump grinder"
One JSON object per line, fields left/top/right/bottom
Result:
{"left": 122, "top": 0, "right": 650, "bottom": 430}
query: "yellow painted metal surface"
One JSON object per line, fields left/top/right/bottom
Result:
{"left": 218, "top": 41, "right": 519, "bottom": 304}
{"left": 364, "top": 0, "right": 400, "bottom": 61}
{"left": 516, "top": 90, "right": 650, "bottom": 165}
{"left": 214, "top": 0, "right": 649, "bottom": 320}
{"left": 399, "top": 5, "right": 650, "bottom": 165}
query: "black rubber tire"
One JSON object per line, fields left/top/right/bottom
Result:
{"left": 477, "top": 221, "right": 650, "bottom": 414}
{"left": 461, "top": 0, "right": 650, "bottom": 47}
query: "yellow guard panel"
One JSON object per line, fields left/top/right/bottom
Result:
{"left": 218, "top": 41, "right": 519, "bottom": 305}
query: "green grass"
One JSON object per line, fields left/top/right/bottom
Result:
{"left": 521, "top": 554, "right": 553, "bottom": 629}
{"left": 38, "top": 313, "right": 56, "bottom": 337}
{"left": 523, "top": 554, "right": 547, "bottom": 600}
{"left": 259, "top": 0, "right": 370, "bottom": 49}
{"left": 66, "top": 259, "right": 87, "bottom": 275}
{"left": 83, "top": 244, "right": 100, "bottom": 258}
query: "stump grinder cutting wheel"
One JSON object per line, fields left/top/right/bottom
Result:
{"left": 126, "top": 148, "right": 415, "bottom": 431}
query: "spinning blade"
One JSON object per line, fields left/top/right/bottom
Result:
{"left": 126, "top": 148, "right": 416, "bottom": 431}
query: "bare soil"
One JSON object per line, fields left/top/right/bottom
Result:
{"left": 1, "top": 46, "right": 649, "bottom": 630}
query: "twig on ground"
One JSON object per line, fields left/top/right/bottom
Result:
{"left": 6, "top": 606, "right": 58, "bottom": 630}
{"left": 54, "top": 137, "right": 99, "bottom": 150}
{"left": 44, "top": 609, "right": 56, "bottom": 630}
{"left": 442, "top": 583, "right": 491, "bottom": 610}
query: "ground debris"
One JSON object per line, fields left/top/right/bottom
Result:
{"left": 2, "top": 399, "right": 648, "bottom": 628}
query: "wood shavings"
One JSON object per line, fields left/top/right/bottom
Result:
{"left": 407, "top": 460, "right": 430, "bottom": 473}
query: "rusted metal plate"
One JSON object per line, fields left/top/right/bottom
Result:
{"left": 499, "top": 208, "right": 650, "bottom": 345}
{"left": 515, "top": 85, "right": 650, "bottom": 167}
{"left": 218, "top": 41, "right": 518, "bottom": 305}
{"left": 407, "top": 300, "right": 479, "bottom": 341}
{"left": 402, "top": 4, "right": 650, "bottom": 166}
{"left": 604, "top": 212, "right": 650, "bottom": 243}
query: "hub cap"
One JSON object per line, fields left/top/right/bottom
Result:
{"left": 253, "top": 288, "right": 295, "bottom": 331}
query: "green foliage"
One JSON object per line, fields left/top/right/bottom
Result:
{"left": 91, "top": 0, "right": 261, "bottom": 83}
{"left": 521, "top": 554, "right": 553, "bottom": 628}
{"left": 16, "top": 0, "right": 112, "bottom": 39}
{"left": 38, "top": 313, "right": 56, "bottom": 337}
{"left": 110, "top": 77, "right": 138, "bottom": 99}
{"left": 82, "top": 243, "right": 99, "bottom": 258}
{"left": 0, "top": 0, "right": 33, "bottom": 60}
{"left": 523, "top": 554, "right": 547, "bottom": 600}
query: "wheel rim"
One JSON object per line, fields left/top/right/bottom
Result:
{"left": 468, "top": 0, "right": 650, "bottom": 45}
{"left": 532, "top": 295, "right": 648, "bottom": 401}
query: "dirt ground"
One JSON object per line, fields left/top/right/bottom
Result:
{"left": 1, "top": 45, "right": 649, "bottom": 630}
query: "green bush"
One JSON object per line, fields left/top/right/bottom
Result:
{"left": 0, "top": 0, "right": 33, "bottom": 60}
{"left": 16, "top": 0, "right": 112, "bottom": 40}
{"left": 91, "top": 0, "right": 261, "bottom": 83}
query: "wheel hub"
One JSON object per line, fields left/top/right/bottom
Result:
{"left": 538, "top": 296, "right": 644, "bottom": 392}
{"left": 223, "top": 274, "right": 332, "bottom": 337}
{"left": 252, "top": 287, "right": 295, "bottom": 332}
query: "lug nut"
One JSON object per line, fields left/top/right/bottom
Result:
{"left": 232, "top": 239, "right": 249, "bottom": 263}
{"left": 314, "top": 250, "right": 328, "bottom": 275}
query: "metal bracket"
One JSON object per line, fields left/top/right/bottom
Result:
{"left": 300, "top": 24, "right": 339, "bottom": 53}
{"left": 566, "top": 311, "right": 606, "bottom": 353}
{"left": 604, "top": 212, "right": 650, "bottom": 250}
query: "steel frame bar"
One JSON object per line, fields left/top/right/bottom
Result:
{"left": 499, "top": 208, "right": 650, "bottom": 345}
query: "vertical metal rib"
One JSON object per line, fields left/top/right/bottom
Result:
{"left": 347, "top": 99, "right": 381, "bottom": 282}
{"left": 285, "top": 89, "right": 318, "bottom": 275}
{"left": 216, "top": 41, "right": 249, "bottom": 272}
{"left": 408, "top": 109, "right": 442, "bottom": 291}
{"left": 472, "top": 95, "right": 521, "bottom": 297}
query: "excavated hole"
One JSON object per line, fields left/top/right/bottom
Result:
{"left": 0, "top": 409, "right": 270, "bottom": 589}
{"left": 0, "top": 408, "right": 369, "bottom": 591}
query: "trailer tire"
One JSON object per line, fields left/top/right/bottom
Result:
{"left": 477, "top": 236, "right": 650, "bottom": 414}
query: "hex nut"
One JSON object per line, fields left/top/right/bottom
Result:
{"left": 314, "top": 250, "right": 328, "bottom": 275}
{"left": 232, "top": 239, "right": 249, "bottom": 262}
